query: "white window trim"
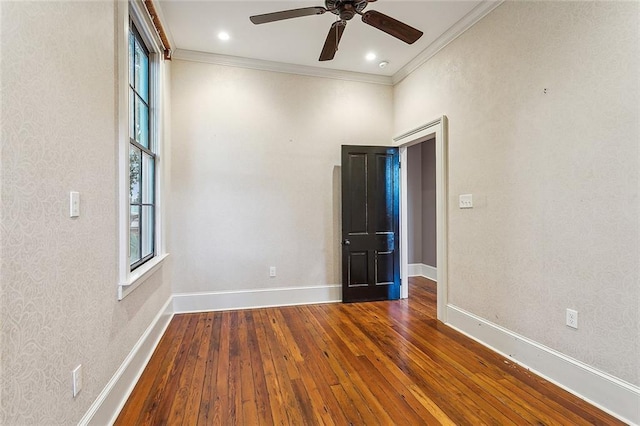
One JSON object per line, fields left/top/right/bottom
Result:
{"left": 117, "top": 0, "right": 168, "bottom": 300}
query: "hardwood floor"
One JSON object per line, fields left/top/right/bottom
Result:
{"left": 115, "top": 277, "right": 624, "bottom": 425}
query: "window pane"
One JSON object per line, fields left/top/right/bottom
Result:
{"left": 139, "top": 46, "right": 149, "bottom": 103}
{"left": 130, "top": 205, "right": 141, "bottom": 265}
{"left": 141, "top": 206, "right": 154, "bottom": 258}
{"left": 134, "top": 38, "right": 141, "bottom": 91}
{"left": 135, "top": 97, "right": 149, "bottom": 148}
{"left": 134, "top": 93, "right": 139, "bottom": 143}
{"left": 129, "top": 92, "right": 134, "bottom": 141}
{"left": 129, "top": 31, "right": 134, "bottom": 85}
{"left": 142, "top": 152, "right": 154, "bottom": 204}
{"left": 140, "top": 99, "right": 149, "bottom": 148}
{"left": 129, "top": 146, "right": 141, "bottom": 203}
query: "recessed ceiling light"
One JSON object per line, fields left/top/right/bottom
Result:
{"left": 365, "top": 52, "right": 376, "bottom": 61}
{"left": 218, "top": 31, "right": 230, "bottom": 41}
{"left": 379, "top": 60, "right": 389, "bottom": 68}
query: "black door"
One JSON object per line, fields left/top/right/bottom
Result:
{"left": 341, "top": 145, "right": 400, "bottom": 302}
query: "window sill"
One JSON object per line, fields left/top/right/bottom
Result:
{"left": 118, "top": 253, "right": 169, "bottom": 300}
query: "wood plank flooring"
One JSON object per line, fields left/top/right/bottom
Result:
{"left": 115, "top": 277, "right": 624, "bottom": 425}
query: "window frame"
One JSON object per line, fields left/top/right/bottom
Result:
{"left": 129, "top": 22, "right": 156, "bottom": 270}
{"left": 118, "top": 0, "right": 168, "bottom": 300}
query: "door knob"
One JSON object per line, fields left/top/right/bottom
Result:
{"left": 342, "top": 239, "right": 351, "bottom": 246}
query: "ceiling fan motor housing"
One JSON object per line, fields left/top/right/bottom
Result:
{"left": 325, "top": 0, "right": 369, "bottom": 21}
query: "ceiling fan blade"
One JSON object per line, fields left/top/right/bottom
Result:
{"left": 361, "top": 10, "right": 423, "bottom": 44}
{"left": 250, "top": 7, "right": 326, "bottom": 25}
{"left": 319, "top": 21, "right": 346, "bottom": 61}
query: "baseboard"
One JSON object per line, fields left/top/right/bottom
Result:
{"left": 79, "top": 297, "right": 174, "bottom": 426}
{"left": 408, "top": 263, "right": 437, "bottom": 281}
{"left": 446, "top": 304, "right": 640, "bottom": 425}
{"left": 173, "top": 284, "right": 342, "bottom": 313}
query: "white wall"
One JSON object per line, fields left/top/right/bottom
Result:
{"left": 170, "top": 60, "right": 393, "bottom": 294}
{"left": 0, "top": 2, "right": 172, "bottom": 424}
{"left": 394, "top": 1, "right": 639, "bottom": 386}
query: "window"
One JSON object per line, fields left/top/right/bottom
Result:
{"left": 118, "top": 1, "right": 169, "bottom": 299}
{"left": 129, "top": 22, "right": 155, "bottom": 270}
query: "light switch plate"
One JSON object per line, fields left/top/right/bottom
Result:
{"left": 72, "top": 364, "right": 82, "bottom": 398}
{"left": 459, "top": 194, "right": 473, "bottom": 209}
{"left": 70, "top": 192, "right": 80, "bottom": 217}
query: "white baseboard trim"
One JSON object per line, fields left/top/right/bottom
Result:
{"left": 408, "top": 263, "right": 437, "bottom": 281}
{"left": 173, "top": 284, "right": 342, "bottom": 313}
{"left": 446, "top": 304, "right": 640, "bottom": 425}
{"left": 79, "top": 297, "right": 174, "bottom": 426}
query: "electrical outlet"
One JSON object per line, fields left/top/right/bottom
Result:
{"left": 459, "top": 194, "right": 473, "bottom": 209}
{"left": 566, "top": 309, "right": 578, "bottom": 329}
{"left": 72, "top": 364, "right": 83, "bottom": 398}
{"left": 269, "top": 266, "right": 276, "bottom": 278}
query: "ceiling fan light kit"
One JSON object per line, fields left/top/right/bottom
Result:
{"left": 249, "top": 0, "right": 423, "bottom": 62}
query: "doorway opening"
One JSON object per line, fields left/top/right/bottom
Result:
{"left": 394, "top": 116, "right": 448, "bottom": 322}
{"left": 406, "top": 139, "right": 437, "bottom": 281}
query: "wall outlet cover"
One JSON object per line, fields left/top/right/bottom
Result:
{"left": 566, "top": 308, "right": 578, "bottom": 329}
{"left": 459, "top": 194, "right": 473, "bottom": 209}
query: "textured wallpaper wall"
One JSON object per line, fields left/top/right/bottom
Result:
{"left": 394, "top": 1, "right": 639, "bottom": 385}
{"left": 170, "top": 61, "right": 393, "bottom": 294}
{"left": 0, "top": 2, "right": 172, "bottom": 424}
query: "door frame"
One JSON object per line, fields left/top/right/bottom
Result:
{"left": 392, "top": 115, "right": 448, "bottom": 322}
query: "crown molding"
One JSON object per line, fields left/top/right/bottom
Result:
{"left": 392, "top": 0, "right": 504, "bottom": 85}
{"left": 173, "top": 49, "right": 394, "bottom": 86}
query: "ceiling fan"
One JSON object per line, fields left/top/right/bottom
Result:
{"left": 249, "top": 0, "right": 423, "bottom": 61}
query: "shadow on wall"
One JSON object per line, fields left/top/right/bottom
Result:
{"left": 109, "top": 267, "right": 167, "bottom": 341}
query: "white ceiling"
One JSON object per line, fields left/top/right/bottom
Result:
{"left": 157, "top": 1, "right": 488, "bottom": 78}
